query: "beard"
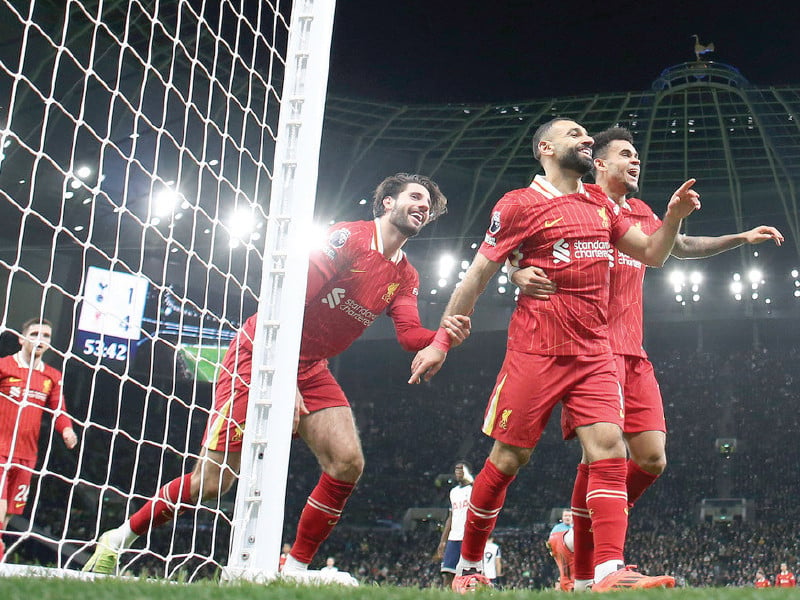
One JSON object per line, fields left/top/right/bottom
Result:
{"left": 558, "top": 146, "right": 594, "bottom": 176}
{"left": 388, "top": 206, "right": 422, "bottom": 238}
{"left": 624, "top": 179, "right": 640, "bottom": 195}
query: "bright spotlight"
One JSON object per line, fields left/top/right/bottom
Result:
{"left": 747, "top": 269, "right": 762, "bottom": 284}
{"left": 732, "top": 272, "right": 741, "bottom": 282}
{"left": 461, "top": 260, "right": 470, "bottom": 270}
{"left": 76, "top": 165, "right": 92, "bottom": 179}
{"left": 692, "top": 294, "right": 700, "bottom": 302}
{"left": 689, "top": 271, "right": 703, "bottom": 285}
{"left": 437, "top": 278, "right": 448, "bottom": 288}
{"left": 498, "top": 286, "right": 507, "bottom": 294}
{"left": 152, "top": 188, "right": 181, "bottom": 218}
{"left": 675, "top": 294, "right": 683, "bottom": 303}
{"left": 669, "top": 270, "right": 685, "bottom": 287}
{"left": 498, "top": 275, "right": 508, "bottom": 285}
{"left": 228, "top": 207, "right": 255, "bottom": 240}
{"left": 792, "top": 269, "right": 799, "bottom": 278}
{"left": 438, "top": 254, "right": 456, "bottom": 279}
{"left": 730, "top": 281, "right": 743, "bottom": 295}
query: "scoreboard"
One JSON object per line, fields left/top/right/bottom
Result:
{"left": 75, "top": 266, "right": 149, "bottom": 365}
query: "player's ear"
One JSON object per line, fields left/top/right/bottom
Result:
{"left": 594, "top": 157, "right": 606, "bottom": 172}
{"left": 382, "top": 195, "right": 395, "bottom": 212}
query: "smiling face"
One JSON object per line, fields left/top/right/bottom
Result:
{"left": 384, "top": 182, "right": 431, "bottom": 238}
{"left": 596, "top": 139, "right": 640, "bottom": 196}
{"left": 538, "top": 120, "right": 594, "bottom": 176}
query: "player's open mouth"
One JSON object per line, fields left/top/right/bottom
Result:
{"left": 578, "top": 146, "right": 592, "bottom": 158}
{"left": 627, "top": 169, "right": 639, "bottom": 178}
{"left": 410, "top": 212, "right": 425, "bottom": 226}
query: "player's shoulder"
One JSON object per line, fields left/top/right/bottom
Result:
{"left": 625, "top": 196, "right": 657, "bottom": 217}
{"left": 326, "top": 220, "right": 372, "bottom": 243}
{"left": 499, "top": 186, "right": 548, "bottom": 206}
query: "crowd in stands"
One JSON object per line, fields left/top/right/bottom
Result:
{"left": 7, "top": 327, "right": 800, "bottom": 588}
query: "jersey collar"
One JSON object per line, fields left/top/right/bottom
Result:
{"left": 371, "top": 218, "right": 404, "bottom": 264}
{"left": 530, "top": 174, "right": 586, "bottom": 199}
{"left": 14, "top": 351, "right": 44, "bottom": 371}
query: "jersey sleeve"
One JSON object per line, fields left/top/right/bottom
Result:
{"left": 610, "top": 207, "right": 635, "bottom": 243}
{"left": 479, "top": 192, "right": 536, "bottom": 264}
{"left": 306, "top": 224, "right": 358, "bottom": 302}
{"left": 46, "top": 370, "right": 74, "bottom": 433}
{"left": 386, "top": 266, "right": 435, "bottom": 351}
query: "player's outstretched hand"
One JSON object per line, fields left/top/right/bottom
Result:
{"left": 666, "top": 178, "right": 701, "bottom": 219}
{"left": 408, "top": 346, "right": 447, "bottom": 384}
{"left": 293, "top": 389, "right": 309, "bottom": 433}
{"left": 512, "top": 266, "right": 556, "bottom": 300}
{"left": 442, "top": 314, "right": 471, "bottom": 348}
{"left": 62, "top": 427, "right": 78, "bottom": 449}
{"left": 744, "top": 225, "right": 784, "bottom": 246}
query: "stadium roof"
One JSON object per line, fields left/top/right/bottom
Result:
{"left": 320, "top": 61, "right": 800, "bottom": 259}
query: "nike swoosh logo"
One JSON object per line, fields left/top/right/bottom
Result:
{"left": 544, "top": 217, "right": 563, "bottom": 227}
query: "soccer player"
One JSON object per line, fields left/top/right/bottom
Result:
{"left": 511, "top": 127, "right": 783, "bottom": 589}
{"left": 0, "top": 318, "right": 78, "bottom": 561}
{"left": 776, "top": 562, "right": 796, "bottom": 587}
{"left": 409, "top": 118, "right": 699, "bottom": 592}
{"left": 83, "top": 173, "right": 471, "bottom": 580}
{"left": 547, "top": 509, "right": 574, "bottom": 591}
{"left": 435, "top": 462, "right": 473, "bottom": 587}
{"left": 482, "top": 535, "right": 502, "bottom": 587}
{"left": 754, "top": 569, "right": 771, "bottom": 588}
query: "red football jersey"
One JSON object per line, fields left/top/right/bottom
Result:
{"left": 299, "top": 219, "right": 431, "bottom": 361}
{"left": 606, "top": 196, "right": 662, "bottom": 358}
{"left": 776, "top": 572, "right": 796, "bottom": 587}
{"left": 480, "top": 177, "right": 632, "bottom": 355}
{"left": 0, "top": 353, "right": 73, "bottom": 461}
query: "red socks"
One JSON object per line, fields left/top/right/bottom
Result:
{"left": 129, "top": 473, "right": 194, "bottom": 536}
{"left": 586, "top": 458, "right": 628, "bottom": 567}
{"left": 460, "top": 459, "right": 515, "bottom": 562}
{"left": 290, "top": 472, "right": 355, "bottom": 564}
{"left": 570, "top": 462, "right": 594, "bottom": 580}
{"left": 626, "top": 459, "right": 659, "bottom": 508}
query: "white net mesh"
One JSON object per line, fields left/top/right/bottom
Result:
{"left": 0, "top": 0, "right": 317, "bottom": 580}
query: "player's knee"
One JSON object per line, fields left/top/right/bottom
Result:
{"left": 637, "top": 454, "right": 667, "bottom": 476}
{"left": 328, "top": 451, "right": 364, "bottom": 483}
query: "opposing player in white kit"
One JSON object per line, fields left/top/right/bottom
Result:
{"left": 434, "top": 462, "right": 473, "bottom": 587}
{"left": 483, "top": 535, "right": 502, "bottom": 587}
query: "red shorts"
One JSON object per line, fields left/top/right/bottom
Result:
{"left": 482, "top": 351, "right": 624, "bottom": 448}
{"left": 202, "top": 359, "right": 349, "bottom": 452}
{"left": 0, "top": 457, "right": 35, "bottom": 515}
{"left": 615, "top": 354, "right": 666, "bottom": 434}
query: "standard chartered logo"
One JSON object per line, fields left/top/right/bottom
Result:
{"left": 552, "top": 239, "right": 570, "bottom": 263}
{"left": 322, "top": 287, "right": 346, "bottom": 307}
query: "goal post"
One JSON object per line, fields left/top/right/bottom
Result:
{"left": 0, "top": 0, "right": 335, "bottom": 580}
{"left": 224, "top": 0, "right": 336, "bottom": 581}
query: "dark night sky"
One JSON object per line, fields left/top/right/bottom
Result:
{"left": 327, "top": 1, "right": 798, "bottom": 103}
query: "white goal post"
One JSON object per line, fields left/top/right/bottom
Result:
{"left": 0, "top": 0, "right": 335, "bottom": 580}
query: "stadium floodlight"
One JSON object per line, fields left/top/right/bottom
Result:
{"left": 675, "top": 294, "right": 683, "bottom": 303}
{"left": 437, "top": 278, "right": 448, "bottom": 288}
{"left": 461, "top": 260, "right": 470, "bottom": 270}
{"left": 747, "top": 269, "right": 763, "bottom": 286}
{"left": 498, "top": 275, "right": 508, "bottom": 285}
{"left": 227, "top": 206, "right": 256, "bottom": 242}
{"left": 438, "top": 253, "right": 456, "bottom": 279}
{"left": 669, "top": 270, "right": 685, "bottom": 293}
{"left": 358, "top": 198, "right": 367, "bottom": 205}
{"left": 689, "top": 271, "right": 703, "bottom": 286}
{"left": 498, "top": 286, "right": 507, "bottom": 294}
{"left": 76, "top": 165, "right": 92, "bottom": 179}
{"left": 151, "top": 188, "right": 181, "bottom": 218}
{"left": 692, "top": 294, "right": 700, "bottom": 302}
{"left": 791, "top": 269, "right": 799, "bottom": 279}
{"left": 69, "top": 178, "right": 82, "bottom": 189}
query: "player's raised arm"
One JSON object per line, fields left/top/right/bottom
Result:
{"left": 671, "top": 225, "right": 784, "bottom": 259}
{"left": 408, "top": 253, "right": 501, "bottom": 384}
{"left": 615, "top": 178, "right": 701, "bottom": 267}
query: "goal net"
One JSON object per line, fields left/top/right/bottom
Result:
{"left": 0, "top": 0, "right": 334, "bottom": 580}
